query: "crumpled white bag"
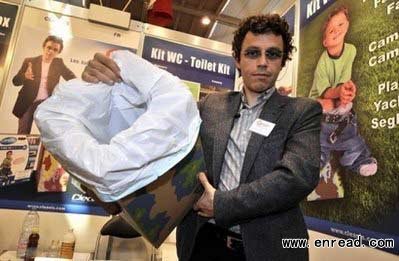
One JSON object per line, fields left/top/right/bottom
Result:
{"left": 34, "top": 50, "right": 201, "bottom": 202}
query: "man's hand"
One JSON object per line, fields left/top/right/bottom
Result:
{"left": 339, "top": 80, "right": 357, "bottom": 105}
{"left": 82, "top": 53, "right": 121, "bottom": 85}
{"left": 193, "top": 172, "right": 216, "bottom": 218}
{"left": 24, "top": 62, "right": 34, "bottom": 80}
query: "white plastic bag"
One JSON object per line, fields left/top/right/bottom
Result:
{"left": 34, "top": 51, "right": 201, "bottom": 202}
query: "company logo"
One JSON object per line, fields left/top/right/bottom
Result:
{"left": 44, "top": 16, "right": 70, "bottom": 26}
{"left": 0, "top": 137, "right": 17, "bottom": 145}
{"left": 71, "top": 193, "right": 95, "bottom": 202}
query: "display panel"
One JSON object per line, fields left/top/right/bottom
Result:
{"left": 0, "top": 6, "right": 140, "bottom": 215}
{"left": 298, "top": 0, "right": 398, "bottom": 254}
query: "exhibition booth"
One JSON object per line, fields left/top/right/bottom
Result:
{"left": 0, "top": 0, "right": 397, "bottom": 260}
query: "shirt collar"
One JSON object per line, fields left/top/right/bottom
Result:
{"left": 240, "top": 86, "right": 276, "bottom": 109}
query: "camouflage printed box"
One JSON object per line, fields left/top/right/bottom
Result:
{"left": 117, "top": 138, "right": 206, "bottom": 247}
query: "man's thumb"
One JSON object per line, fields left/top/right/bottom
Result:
{"left": 198, "top": 172, "right": 211, "bottom": 190}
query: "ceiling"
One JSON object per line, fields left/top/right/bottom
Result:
{"left": 55, "top": 0, "right": 293, "bottom": 44}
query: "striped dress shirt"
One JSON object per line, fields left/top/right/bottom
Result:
{"left": 216, "top": 86, "right": 276, "bottom": 233}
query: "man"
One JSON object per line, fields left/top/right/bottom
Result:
{"left": 12, "top": 35, "right": 76, "bottom": 134}
{"left": 82, "top": 14, "right": 321, "bottom": 261}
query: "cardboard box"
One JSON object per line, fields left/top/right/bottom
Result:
{"left": 90, "top": 138, "right": 206, "bottom": 247}
{"left": 0, "top": 134, "right": 42, "bottom": 187}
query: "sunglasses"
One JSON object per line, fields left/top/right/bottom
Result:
{"left": 243, "top": 47, "right": 283, "bottom": 61}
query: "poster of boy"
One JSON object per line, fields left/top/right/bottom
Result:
{"left": 298, "top": 0, "right": 398, "bottom": 254}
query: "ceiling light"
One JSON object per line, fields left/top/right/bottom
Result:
{"left": 201, "top": 16, "right": 211, "bottom": 25}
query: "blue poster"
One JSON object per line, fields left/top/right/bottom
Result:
{"left": 0, "top": 2, "right": 18, "bottom": 74}
{"left": 300, "top": 0, "right": 335, "bottom": 28}
{"left": 282, "top": 4, "right": 295, "bottom": 36}
{"left": 0, "top": 179, "right": 107, "bottom": 215}
{"left": 142, "top": 36, "right": 236, "bottom": 90}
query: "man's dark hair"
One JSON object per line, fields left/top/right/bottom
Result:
{"left": 42, "top": 35, "right": 64, "bottom": 53}
{"left": 232, "top": 14, "right": 294, "bottom": 67}
{"left": 6, "top": 151, "right": 12, "bottom": 155}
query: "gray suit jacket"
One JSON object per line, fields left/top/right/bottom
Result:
{"left": 177, "top": 90, "right": 322, "bottom": 261}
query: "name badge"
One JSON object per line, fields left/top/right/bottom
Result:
{"left": 249, "top": 119, "right": 275, "bottom": 137}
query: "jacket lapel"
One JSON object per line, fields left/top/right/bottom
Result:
{"left": 212, "top": 92, "right": 241, "bottom": 187}
{"left": 36, "top": 56, "right": 42, "bottom": 80}
{"left": 239, "top": 91, "right": 288, "bottom": 184}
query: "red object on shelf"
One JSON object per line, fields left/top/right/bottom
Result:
{"left": 147, "top": 0, "right": 173, "bottom": 27}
